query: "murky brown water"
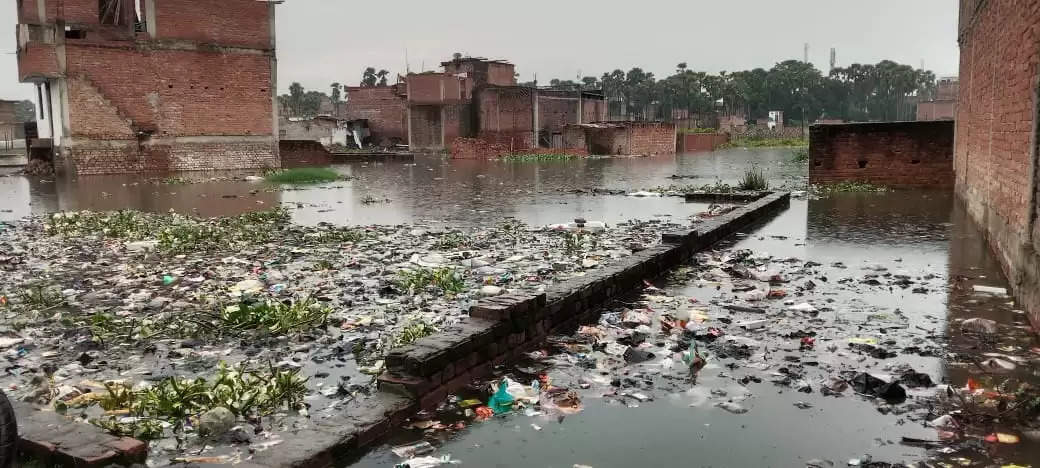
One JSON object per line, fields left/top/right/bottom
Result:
{"left": 0, "top": 148, "right": 803, "bottom": 226}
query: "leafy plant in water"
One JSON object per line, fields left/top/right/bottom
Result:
{"left": 501, "top": 153, "right": 578, "bottom": 162}
{"left": 431, "top": 267, "right": 465, "bottom": 294}
{"left": 84, "top": 363, "right": 308, "bottom": 436}
{"left": 313, "top": 259, "right": 335, "bottom": 271}
{"left": 397, "top": 267, "right": 464, "bottom": 295}
{"left": 313, "top": 227, "right": 366, "bottom": 244}
{"left": 46, "top": 208, "right": 291, "bottom": 254}
{"left": 392, "top": 320, "right": 439, "bottom": 347}
{"left": 264, "top": 167, "right": 341, "bottom": 184}
{"left": 220, "top": 297, "right": 331, "bottom": 334}
{"left": 17, "top": 283, "right": 64, "bottom": 309}
{"left": 433, "top": 231, "right": 470, "bottom": 250}
{"left": 737, "top": 166, "right": 769, "bottom": 191}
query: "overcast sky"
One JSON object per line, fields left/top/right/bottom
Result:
{"left": 0, "top": 0, "right": 959, "bottom": 101}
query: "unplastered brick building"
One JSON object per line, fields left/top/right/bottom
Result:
{"left": 956, "top": 0, "right": 1040, "bottom": 328}
{"left": 15, "top": 0, "right": 280, "bottom": 174}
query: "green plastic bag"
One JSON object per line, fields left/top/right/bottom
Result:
{"left": 488, "top": 380, "right": 515, "bottom": 414}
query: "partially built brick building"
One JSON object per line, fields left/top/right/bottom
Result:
{"left": 955, "top": 0, "right": 1040, "bottom": 328}
{"left": 342, "top": 57, "right": 609, "bottom": 153}
{"left": 15, "top": 0, "right": 280, "bottom": 174}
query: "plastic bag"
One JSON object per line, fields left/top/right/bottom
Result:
{"left": 488, "top": 380, "right": 515, "bottom": 414}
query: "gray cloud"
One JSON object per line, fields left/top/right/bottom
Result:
{"left": 1, "top": 0, "right": 959, "bottom": 101}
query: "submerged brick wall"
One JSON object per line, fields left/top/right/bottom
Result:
{"left": 60, "top": 138, "right": 279, "bottom": 175}
{"left": 280, "top": 140, "right": 332, "bottom": 168}
{"left": 956, "top": 0, "right": 1040, "bottom": 329}
{"left": 678, "top": 133, "right": 729, "bottom": 152}
{"left": 586, "top": 123, "right": 676, "bottom": 155}
{"left": 809, "top": 121, "right": 954, "bottom": 188}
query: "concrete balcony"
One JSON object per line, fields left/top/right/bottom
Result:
{"left": 16, "top": 24, "right": 61, "bottom": 82}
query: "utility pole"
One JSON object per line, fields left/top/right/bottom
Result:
{"left": 829, "top": 48, "right": 836, "bottom": 73}
{"left": 804, "top": 43, "right": 809, "bottom": 63}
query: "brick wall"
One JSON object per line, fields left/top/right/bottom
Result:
{"left": 279, "top": 118, "right": 338, "bottom": 142}
{"left": 678, "top": 133, "right": 730, "bottom": 152}
{"left": 60, "top": 138, "right": 278, "bottom": 174}
{"left": 343, "top": 87, "right": 406, "bottom": 145}
{"left": 810, "top": 121, "right": 954, "bottom": 188}
{"left": 280, "top": 139, "right": 332, "bottom": 168}
{"left": 956, "top": 0, "right": 1040, "bottom": 330}
{"left": 477, "top": 87, "right": 534, "bottom": 134}
{"left": 0, "top": 101, "right": 16, "bottom": 125}
{"left": 450, "top": 137, "right": 586, "bottom": 159}
{"left": 153, "top": 0, "right": 272, "bottom": 49}
{"left": 410, "top": 105, "right": 442, "bottom": 149}
{"left": 65, "top": 45, "right": 274, "bottom": 137}
{"left": 586, "top": 123, "right": 676, "bottom": 155}
{"left": 538, "top": 95, "right": 578, "bottom": 135}
{"left": 917, "top": 101, "right": 957, "bottom": 121}
{"left": 17, "top": 42, "right": 60, "bottom": 81}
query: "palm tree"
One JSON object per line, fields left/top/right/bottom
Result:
{"left": 330, "top": 82, "right": 342, "bottom": 117}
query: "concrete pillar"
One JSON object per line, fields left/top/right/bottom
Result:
{"left": 532, "top": 90, "right": 539, "bottom": 148}
{"left": 145, "top": 0, "right": 157, "bottom": 38}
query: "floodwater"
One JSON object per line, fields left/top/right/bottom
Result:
{"left": 0, "top": 148, "right": 802, "bottom": 227}
{"left": 345, "top": 190, "right": 1039, "bottom": 468}
{"left": 1, "top": 148, "right": 1036, "bottom": 467}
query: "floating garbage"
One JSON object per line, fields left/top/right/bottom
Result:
{"left": 972, "top": 285, "right": 1008, "bottom": 296}
{"left": 961, "top": 317, "right": 998, "bottom": 335}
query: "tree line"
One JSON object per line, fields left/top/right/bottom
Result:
{"left": 279, "top": 59, "right": 938, "bottom": 124}
{"left": 533, "top": 59, "right": 937, "bottom": 124}
{"left": 280, "top": 67, "right": 391, "bottom": 118}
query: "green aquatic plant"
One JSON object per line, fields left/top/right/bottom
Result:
{"left": 220, "top": 297, "right": 331, "bottom": 334}
{"left": 264, "top": 167, "right": 341, "bottom": 184}
{"left": 501, "top": 153, "right": 579, "bottom": 162}
{"left": 737, "top": 166, "right": 769, "bottom": 191}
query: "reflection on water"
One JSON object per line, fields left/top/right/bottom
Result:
{"left": 0, "top": 149, "right": 805, "bottom": 226}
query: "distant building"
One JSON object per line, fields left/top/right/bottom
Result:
{"left": 917, "top": 76, "right": 958, "bottom": 121}
{"left": 339, "top": 56, "right": 608, "bottom": 151}
{"left": 15, "top": 0, "right": 279, "bottom": 174}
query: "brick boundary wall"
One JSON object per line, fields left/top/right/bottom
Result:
{"left": 58, "top": 138, "right": 279, "bottom": 175}
{"left": 955, "top": 0, "right": 1040, "bottom": 331}
{"left": 450, "top": 137, "right": 588, "bottom": 159}
{"left": 809, "top": 121, "right": 955, "bottom": 188}
{"left": 678, "top": 133, "right": 730, "bottom": 152}
{"left": 280, "top": 140, "right": 333, "bottom": 168}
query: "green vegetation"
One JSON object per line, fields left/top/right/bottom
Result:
{"left": 79, "top": 363, "right": 307, "bottom": 437}
{"left": 791, "top": 147, "right": 809, "bottom": 163}
{"left": 220, "top": 297, "right": 331, "bottom": 334}
{"left": 433, "top": 231, "right": 471, "bottom": 250}
{"left": 501, "top": 153, "right": 579, "bottom": 162}
{"left": 678, "top": 128, "right": 719, "bottom": 134}
{"left": 737, "top": 167, "right": 770, "bottom": 191}
{"left": 264, "top": 167, "right": 341, "bottom": 184}
{"left": 392, "top": 320, "right": 439, "bottom": 347}
{"left": 45, "top": 209, "right": 291, "bottom": 254}
{"left": 312, "top": 226, "right": 367, "bottom": 244}
{"left": 719, "top": 137, "right": 808, "bottom": 149}
{"left": 812, "top": 181, "right": 890, "bottom": 193}
{"left": 397, "top": 267, "right": 466, "bottom": 295}
{"left": 644, "top": 181, "right": 738, "bottom": 194}
{"left": 17, "top": 283, "right": 65, "bottom": 310}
